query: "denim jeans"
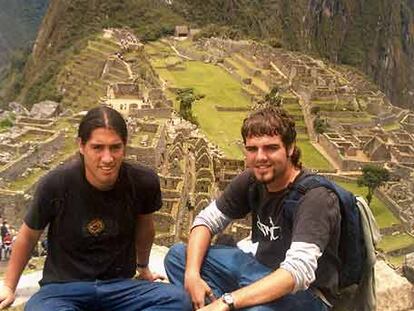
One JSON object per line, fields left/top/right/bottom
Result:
{"left": 25, "top": 278, "right": 192, "bottom": 311}
{"left": 164, "top": 243, "right": 329, "bottom": 311}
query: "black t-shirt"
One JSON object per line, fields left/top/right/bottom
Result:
{"left": 216, "top": 169, "right": 341, "bottom": 299}
{"left": 25, "top": 158, "right": 162, "bottom": 285}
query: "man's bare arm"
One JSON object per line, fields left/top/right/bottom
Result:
{"left": 135, "top": 213, "right": 164, "bottom": 281}
{"left": 200, "top": 268, "right": 295, "bottom": 311}
{"left": 0, "top": 223, "right": 42, "bottom": 309}
{"left": 185, "top": 225, "right": 215, "bottom": 309}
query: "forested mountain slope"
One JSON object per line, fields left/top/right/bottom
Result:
{"left": 0, "top": 0, "right": 48, "bottom": 72}
{"left": 1, "top": 0, "right": 413, "bottom": 110}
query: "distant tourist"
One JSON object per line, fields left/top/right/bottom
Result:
{"left": 0, "top": 106, "right": 191, "bottom": 310}
{"left": 0, "top": 220, "right": 9, "bottom": 243}
{"left": 165, "top": 107, "right": 341, "bottom": 310}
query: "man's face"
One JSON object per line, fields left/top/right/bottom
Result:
{"left": 79, "top": 127, "right": 125, "bottom": 190}
{"left": 244, "top": 134, "right": 294, "bottom": 191}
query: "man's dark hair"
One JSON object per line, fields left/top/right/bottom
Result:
{"left": 241, "top": 107, "right": 302, "bottom": 168}
{"left": 78, "top": 106, "right": 128, "bottom": 145}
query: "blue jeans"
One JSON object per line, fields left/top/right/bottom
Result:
{"left": 25, "top": 278, "right": 192, "bottom": 311}
{"left": 164, "top": 243, "right": 329, "bottom": 311}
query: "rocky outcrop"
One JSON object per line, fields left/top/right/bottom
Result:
{"left": 403, "top": 252, "right": 414, "bottom": 284}
{"left": 376, "top": 260, "right": 414, "bottom": 311}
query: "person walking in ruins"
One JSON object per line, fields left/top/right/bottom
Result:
{"left": 0, "top": 220, "right": 9, "bottom": 243}
{"left": 165, "top": 107, "right": 341, "bottom": 310}
{"left": 0, "top": 106, "right": 192, "bottom": 311}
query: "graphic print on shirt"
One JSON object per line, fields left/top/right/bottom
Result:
{"left": 256, "top": 215, "right": 281, "bottom": 241}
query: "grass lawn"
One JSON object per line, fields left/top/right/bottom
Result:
{"left": 297, "top": 140, "right": 333, "bottom": 171}
{"left": 383, "top": 123, "right": 401, "bottom": 132}
{"left": 378, "top": 233, "right": 414, "bottom": 253}
{"left": 386, "top": 254, "right": 406, "bottom": 268}
{"left": 335, "top": 180, "right": 400, "bottom": 229}
{"left": 155, "top": 61, "right": 251, "bottom": 158}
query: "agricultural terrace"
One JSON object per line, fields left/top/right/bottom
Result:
{"left": 145, "top": 40, "right": 334, "bottom": 170}
{"left": 145, "top": 41, "right": 250, "bottom": 158}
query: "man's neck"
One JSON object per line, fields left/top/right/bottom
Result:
{"left": 266, "top": 167, "right": 301, "bottom": 192}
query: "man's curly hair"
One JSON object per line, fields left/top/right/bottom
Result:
{"left": 241, "top": 107, "right": 302, "bottom": 168}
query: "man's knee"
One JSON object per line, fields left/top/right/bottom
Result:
{"left": 159, "top": 284, "right": 192, "bottom": 310}
{"left": 164, "top": 243, "right": 186, "bottom": 269}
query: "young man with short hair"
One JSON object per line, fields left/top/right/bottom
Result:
{"left": 165, "top": 107, "right": 340, "bottom": 310}
{"left": 0, "top": 106, "right": 192, "bottom": 311}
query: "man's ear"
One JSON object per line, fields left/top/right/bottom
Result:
{"left": 78, "top": 138, "right": 84, "bottom": 155}
{"left": 288, "top": 145, "right": 295, "bottom": 158}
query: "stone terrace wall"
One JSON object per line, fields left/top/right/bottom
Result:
{"left": 0, "top": 190, "right": 27, "bottom": 224}
{"left": 0, "top": 131, "right": 64, "bottom": 181}
{"left": 134, "top": 108, "right": 172, "bottom": 119}
{"left": 128, "top": 124, "right": 167, "bottom": 169}
{"left": 375, "top": 188, "right": 413, "bottom": 232}
{"left": 319, "top": 134, "right": 384, "bottom": 171}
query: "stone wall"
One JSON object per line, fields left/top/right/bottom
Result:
{"left": 319, "top": 134, "right": 384, "bottom": 171}
{"left": 128, "top": 124, "right": 167, "bottom": 168}
{"left": 134, "top": 107, "right": 172, "bottom": 119}
{"left": 0, "top": 131, "right": 64, "bottom": 181}
{"left": 375, "top": 188, "right": 412, "bottom": 232}
{"left": 0, "top": 190, "right": 27, "bottom": 225}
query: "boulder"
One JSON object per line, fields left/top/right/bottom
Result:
{"left": 376, "top": 260, "right": 414, "bottom": 311}
{"left": 8, "top": 101, "right": 29, "bottom": 116}
{"left": 30, "top": 100, "right": 62, "bottom": 118}
{"left": 403, "top": 252, "right": 414, "bottom": 284}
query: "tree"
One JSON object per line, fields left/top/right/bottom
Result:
{"left": 264, "top": 86, "right": 282, "bottom": 107}
{"left": 176, "top": 88, "right": 201, "bottom": 125}
{"left": 313, "top": 116, "right": 328, "bottom": 135}
{"left": 357, "top": 165, "right": 390, "bottom": 205}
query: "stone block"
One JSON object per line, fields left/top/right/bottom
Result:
{"left": 376, "top": 260, "right": 414, "bottom": 311}
{"left": 403, "top": 252, "right": 414, "bottom": 284}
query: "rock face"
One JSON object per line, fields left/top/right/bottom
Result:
{"left": 403, "top": 252, "right": 414, "bottom": 284}
{"left": 0, "top": 0, "right": 48, "bottom": 70}
{"left": 30, "top": 100, "right": 62, "bottom": 118}
{"left": 376, "top": 260, "right": 414, "bottom": 311}
{"left": 172, "top": 0, "right": 414, "bottom": 110}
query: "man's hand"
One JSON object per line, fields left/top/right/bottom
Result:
{"left": 184, "top": 272, "right": 216, "bottom": 310}
{"left": 136, "top": 267, "right": 165, "bottom": 282}
{"left": 198, "top": 299, "right": 229, "bottom": 311}
{"left": 0, "top": 285, "right": 15, "bottom": 309}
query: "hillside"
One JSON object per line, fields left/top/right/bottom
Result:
{"left": 170, "top": 0, "right": 414, "bottom": 110}
{"left": 0, "top": 0, "right": 48, "bottom": 72}
{"left": 0, "top": 0, "right": 413, "bottom": 111}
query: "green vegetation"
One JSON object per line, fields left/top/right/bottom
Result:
{"left": 383, "top": 123, "right": 401, "bottom": 132}
{"left": 0, "top": 117, "right": 13, "bottom": 130}
{"left": 313, "top": 116, "right": 328, "bottom": 135}
{"left": 147, "top": 40, "right": 335, "bottom": 169}
{"left": 358, "top": 165, "right": 390, "bottom": 205}
{"left": 258, "top": 86, "right": 282, "bottom": 107}
{"left": 176, "top": 88, "right": 203, "bottom": 125}
{"left": 378, "top": 233, "right": 414, "bottom": 253}
{"left": 147, "top": 46, "right": 251, "bottom": 157}
{"left": 296, "top": 140, "right": 333, "bottom": 171}
{"left": 386, "top": 254, "right": 406, "bottom": 268}
{"left": 336, "top": 180, "right": 399, "bottom": 229}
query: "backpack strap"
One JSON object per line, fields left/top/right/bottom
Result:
{"left": 282, "top": 173, "right": 326, "bottom": 221}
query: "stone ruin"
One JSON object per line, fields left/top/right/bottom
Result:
{"left": 104, "top": 82, "right": 172, "bottom": 119}
{"left": 0, "top": 106, "right": 77, "bottom": 224}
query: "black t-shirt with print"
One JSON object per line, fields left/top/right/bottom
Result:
{"left": 25, "top": 158, "right": 162, "bottom": 285}
{"left": 216, "top": 169, "right": 341, "bottom": 299}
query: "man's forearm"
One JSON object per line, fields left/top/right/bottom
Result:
{"left": 231, "top": 268, "right": 295, "bottom": 309}
{"left": 185, "top": 225, "right": 212, "bottom": 276}
{"left": 135, "top": 214, "right": 155, "bottom": 266}
{"left": 4, "top": 224, "right": 42, "bottom": 291}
